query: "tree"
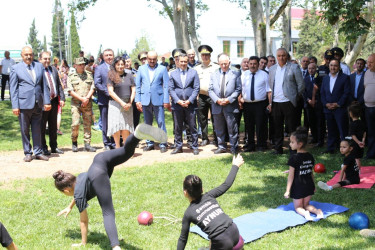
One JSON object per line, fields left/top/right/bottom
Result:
{"left": 319, "top": 0, "right": 374, "bottom": 69}
{"left": 51, "top": 0, "right": 66, "bottom": 59}
{"left": 69, "top": 9, "right": 81, "bottom": 60}
{"left": 43, "top": 35, "right": 47, "bottom": 51}
{"left": 129, "top": 35, "right": 154, "bottom": 64}
{"left": 27, "top": 19, "right": 42, "bottom": 58}
{"left": 229, "top": 0, "right": 292, "bottom": 56}
{"left": 70, "top": 0, "right": 208, "bottom": 53}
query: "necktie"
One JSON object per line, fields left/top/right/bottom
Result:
{"left": 220, "top": 72, "right": 226, "bottom": 98}
{"left": 251, "top": 72, "right": 255, "bottom": 101}
{"left": 303, "top": 70, "right": 307, "bottom": 77}
{"left": 45, "top": 68, "right": 56, "bottom": 99}
{"left": 27, "top": 65, "right": 35, "bottom": 82}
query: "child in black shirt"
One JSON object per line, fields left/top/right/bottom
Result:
{"left": 318, "top": 138, "right": 360, "bottom": 191}
{"left": 177, "top": 154, "right": 244, "bottom": 250}
{"left": 284, "top": 127, "right": 323, "bottom": 221}
{"left": 348, "top": 103, "right": 366, "bottom": 170}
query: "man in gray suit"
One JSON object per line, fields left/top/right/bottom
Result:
{"left": 209, "top": 54, "right": 242, "bottom": 154}
{"left": 10, "top": 46, "right": 51, "bottom": 162}
{"left": 268, "top": 48, "right": 304, "bottom": 154}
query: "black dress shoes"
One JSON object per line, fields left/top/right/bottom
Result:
{"left": 143, "top": 145, "right": 154, "bottom": 151}
{"left": 51, "top": 148, "right": 64, "bottom": 154}
{"left": 23, "top": 155, "right": 32, "bottom": 162}
{"left": 193, "top": 149, "right": 199, "bottom": 155}
{"left": 43, "top": 148, "right": 51, "bottom": 155}
{"left": 35, "top": 154, "right": 49, "bottom": 161}
{"left": 160, "top": 147, "right": 167, "bottom": 153}
{"left": 171, "top": 148, "right": 183, "bottom": 154}
{"left": 214, "top": 148, "right": 227, "bottom": 154}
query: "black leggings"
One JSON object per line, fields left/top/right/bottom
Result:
{"left": 0, "top": 222, "right": 13, "bottom": 248}
{"left": 87, "top": 134, "right": 139, "bottom": 247}
{"left": 210, "top": 223, "right": 240, "bottom": 250}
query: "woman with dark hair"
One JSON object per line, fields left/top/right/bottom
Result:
{"left": 177, "top": 154, "right": 244, "bottom": 250}
{"left": 107, "top": 56, "right": 136, "bottom": 148}
{"left": 54, "top": 124, "right": 167, "bottom": 249}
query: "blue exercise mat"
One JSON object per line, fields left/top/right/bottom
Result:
{"left": 190, "top": 201, "right": 348, "bottom": 243}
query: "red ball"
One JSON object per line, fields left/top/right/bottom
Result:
{"left": 314, "top": 163, "right": 326, "bottom": 173}
{"left": 137, "top": 211, "right": 153, "bottom": 226}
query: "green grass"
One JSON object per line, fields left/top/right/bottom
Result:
{"left": 0, "top": 98, "right": 176, "bottom": 151}
{"left": 1, "top": 151, "right": 375, "bottom": 249}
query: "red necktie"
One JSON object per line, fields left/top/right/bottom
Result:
{"left": 45, "top": 68, "right": 56, "bottom": 99}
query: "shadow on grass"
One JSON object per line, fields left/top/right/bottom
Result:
{"left": 66, "top": 229, "right": 142, "bottom": 250}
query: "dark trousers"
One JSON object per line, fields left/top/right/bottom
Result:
{"left": 173, "top": 107, "right": 198, "bottom": 149}
{"left": 272, "top": 102, "right": 298, "bottom": 153}
{"left": 99, "top": 104, "right": 114, "bottom": 147}
{"left": 306, "top": 104, "right": 325, "bottom": 145}
{"left": 19, "top": 104, "right": 43, "bottom": 156}
{"left": 213, "top": 111, "right": 238, "bottom": 152}
{"left": 132, "top": 101, "right": 140, "bottom": 128}
{"left": 211, "top": 223, "right": 240, "bottom": 250}
{"left": 0, "top": 222, "right": 13, "bottom": 248}
{"left": 365, "top": 106, "right": 375, "bottom": 158}
{"left": 325, "top": 108, "right": 349, "bottom": 151}
{"left": 243, "top": 100, "right": 268, "bottom": 148}
{"left": 235, "top": 109, "right": 247, "bottom": 144}
{"left": 296, "top": 96, "right": 304, "bottom": 128}
{"left": 41, "top": 97, "right": 59, "bottom": 150}
{"left": 87, "top": 134, "right": 139, "bottom": 247}
{"left": 1, "top": 74, "right": 9, "bottom": 100}
{"left": 198, "top": 94, "right": 217, "bottom": 142}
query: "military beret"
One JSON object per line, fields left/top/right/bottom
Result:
{"left": 74, "top": 57, "right": 86, "bottom": 65}
{"left": 198, "top": 45, "right": 213, "bottom": 54}
{"left": 331, "top": 47, "right": 344, "bottom": 57}
{"left": 138, "top": 51, "right": 148, "bottom": 61}
{"left": 172, "top": 48, "right": 187, "bottom": 58}
{"left": 324, "top": 49, "right": 333, "bottom": 59}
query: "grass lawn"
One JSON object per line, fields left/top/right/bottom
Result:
{"left": 1, "top": 151, "right": 375, "bottom": 249}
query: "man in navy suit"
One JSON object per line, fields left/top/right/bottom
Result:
{"left": 135, "top": 51, "right": 170, "bottom": 153}
{"left": 9, "top": 46, "right": 51, "bottom": 162}
{"left": 321, "top": 58, "right": 350, "bottom": 154}
{"left": 169, "top": 53, "right": 200, "bottom": 155}
{"left": 349, "top": 58, "right": 366, "bottom": 121}
{"left": 94, "top": 48, "right": 115, "bottom": 150}
{"left": 209, "top": 54, "right": 241, "bottom": 154}
{"left": 39, "top": 51, "right": 65, "bottom": 155}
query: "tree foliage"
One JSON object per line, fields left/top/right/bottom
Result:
{"left": 27, "top": 19, "right": 42, "bottom": 58}
{"left": 129, "top": 35, "right": 154, "bottom": 64}
{"left": 69, "top": 9, "right": 81, "bottom": 59}
{"left": 51, "top": 0, "right": 66, "bottom": 59}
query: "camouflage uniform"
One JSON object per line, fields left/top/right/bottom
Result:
{"left": 67, "top": 69, "right": 95, "bottom": 144}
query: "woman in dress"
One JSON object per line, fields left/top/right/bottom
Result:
{"left": 107, "top": 56, "right": 135, "bottom": 148}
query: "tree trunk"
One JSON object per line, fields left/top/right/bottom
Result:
{"left": 344, "top": 0, "right": 374, "bottom": 70}
{"left": 250, "top": 0, "right": 266, "bottom": 56}
{"left": 281, "top": 3, "right": 291, "bottom": 52}
{"left": 187, "top": 0, "right": 200, "bottom": 54}
{"left": 265, "top": 0, "right": 271, "bottom": 55}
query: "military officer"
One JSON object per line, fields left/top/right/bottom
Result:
{"left": 194, "top": 45, "right": 220, "bottom": 146}
{"left": 67, "top": 57, "right": 97, "bottom": 152}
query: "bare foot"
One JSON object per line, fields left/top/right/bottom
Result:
{"left": 316, "top": 209, "right": 324, "bottom": 219}
{"left": 304, "top": 211, "right": 313, "bottom": 221}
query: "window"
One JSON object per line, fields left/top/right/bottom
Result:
{"left": 237, "top": 41, "right": 244, "bottom": 58}
{"left": 223, "top": 40, "right": 230, "bottom": 56}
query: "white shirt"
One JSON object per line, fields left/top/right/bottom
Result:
{"left": 329, "top": 73, "right": 338, "bottom": 93}
{"left": 340, "top": 63, "right": 351, "bottom": 75}
{"left": 179, "top": 68, "right": 187, "bottom": 88}
{"left": 44, "top": 67, "right": 57, "bottom": 97}
{"left": 301, "top": 68, "right": 308, "bottom": 78}
{"left": 242, "top": 70, "right": 270, "bottom": 102}
{"left": 0, "top": 58, "right": 15, "bottom": 75}
{"left": 147, "top": 64, "right": 156, "bottom": 82}
{"left": 273, "top": 64, "right": 289, "bottom": 102}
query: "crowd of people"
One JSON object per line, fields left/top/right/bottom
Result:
{"left": 2, "top": 42, "right": 375, "bottom": 250}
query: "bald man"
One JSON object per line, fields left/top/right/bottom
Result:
{"left": 135, "top": 51, "right": 170, "bottom": 152}
{"left": 9, "top": 46, "right": 51, "bottom": 162}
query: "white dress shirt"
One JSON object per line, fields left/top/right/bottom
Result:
{"left": 242, "top": 70, "right": 270, "bottom": 102}
{"left": 329, "top": 73, "right": 338, "bottom": 93}
{"left": 273, "top": 64, "right": 289, "bottom": 102}
{"left": 340, "top": 63, "right": 351, "bottom": 75}
{"left": 0, "top": 58, "right": 15, "bottom": 75}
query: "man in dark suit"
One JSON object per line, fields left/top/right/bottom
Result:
{"left": 303, "top": 62, "right": 325, "bottom": 147}
{"left": 9, "top": 46, "right": 51, "bottom": 162}
{"left": 94, "top": 48, "right": 115, "bottom": 150}
{"left": 209, "top": 54, "right": 241, "bottom": 154}
{"left": 268, "top": 48, "right": 304, "bottom": 154}
{"left": 321, "top": 58, "right": 350, "bottom": 154}
{"left": 39, "top": 51, "right": 65, "bottom": 155}
{"left": 169, "top": 53, "right": 200, "bottom": 155}
{"left": 349, "top": 58, "right": 366, "bottom": 119}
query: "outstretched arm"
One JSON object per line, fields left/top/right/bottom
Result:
{"left": 57, "top": 198, "right": 75, "bottom": 218}
{"left": 207, "top": 154, "right": 244, "bottom": 198}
